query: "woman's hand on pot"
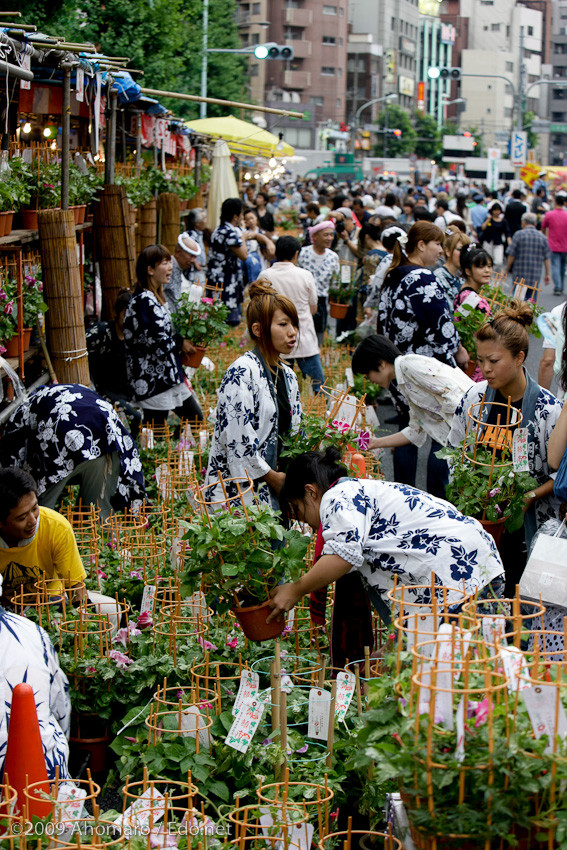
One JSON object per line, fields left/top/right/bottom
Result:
{"left": 182, "top": 339, "right": 196, "bottom": 355}
{"left": 266, "top": 583, "right": 301, "bottom": 623}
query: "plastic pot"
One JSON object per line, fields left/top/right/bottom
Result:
{"left": 182, "top": 344, "right": 206, "bottom": 368}
{"left": 329, "top": 302, "right": 349, "bottom": 320}
{"left": 479, "top": 516, "right": 508, "bottom": 546}
{"left": 232, "top": 599, "right": 285, "bottom": 642}
{"left": 21, "top": 210, "right": 38, "bottom": 231}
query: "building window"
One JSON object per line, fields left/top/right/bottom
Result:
{"left": 252, "top": 2, "right": 260, "bottom": 13}
{"left": 337, "top": 67, "right": 342, "bottom": 76}
{"left": 554, "top": 88, "right": 567, "bottom": 99}
{"left": 506, "top": 25, "right": 510, "bottom": 37}
{"left": 339, "top": 36, "right": 343, "bottom": 45}
{"left": 528, "top": 26, "right": 534, "bottom": 35}
{"left": 554, "top": 134, "right": 565, "bottom": 144}
{"left": 250, "top": 64, "right": 259, "bottom": 76}
{"left": 310, "top": 95, "right": 324, "bottom": 106}
{"left": 251, "top": 32, "right": 260, "bottom": 44}
{"left": 554, "top": 112, "right": 566, "bottom": 120}
{"left": 491, "top": 23, "right": 500, "bottom": 31}
{"left": 323, "top": 4, "right": 337, "bottom": 13}
{"left": 337, "top": 97, "right": 341, "bottom": 107}
{"left": 484, "top": 25, "right": 489, "bottom": 30}
{"left": 506, "top": 61, "right": 514, "bottom": 71}
{"left": 480, "top": 0, "right": 494, "bottom": 4}
{"left": 321, "top": 66, "right": 336, "bottom": 75}
{"left": 504, "top": 107, "right": 512, "bottom": 117}
{"left": 322, "top": 36, "right": 336, "bottom": 44}
{"left": 391, "top": 16, "right": 396, "bottom": 30}
{"left": 339, "top": 5, "right": 344, "bottom": 14}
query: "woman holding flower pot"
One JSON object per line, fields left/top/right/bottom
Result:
{"left": 448, "top": 301, "right": 562, "bottom": 593}
{"left": 205, "top": 281, "right": 302, "bottom": 508}
{"left": 123, "top": 245, "right": 203, "bottom": 428}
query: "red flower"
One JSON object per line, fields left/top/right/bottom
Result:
{"left": 4, "top": 300, "right": 14, "bottom": 315}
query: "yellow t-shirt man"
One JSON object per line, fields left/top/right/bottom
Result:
{"left": 0, "top": 506, "right": 86, "bottom": 600}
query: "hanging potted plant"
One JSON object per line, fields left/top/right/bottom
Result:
{"left": 180, "top": 504, "right": 309, "bottom": 642}
{"left": 437, "top": 442, "right": 537, "bottom": 545}
{"left": 329, "top": 273, "right": 357, "bottom": 320}
{"left": 22, "top": 271, "right": 48, "bottom": 350}
{"left": 172, "top": 295, "right": 229, "bottom": 367}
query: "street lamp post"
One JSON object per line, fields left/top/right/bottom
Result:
{"left": 439, "top": 97, "right": 466, "bottom": 130}
{"left": 352, "top": 93, "right": 397, "bottom": 157}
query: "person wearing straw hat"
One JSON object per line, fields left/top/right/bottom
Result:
{"left": 163, "top": 232, "right": 201, "bottom": 314}
{"left": 298, "top": 220, "right": 339, "bottom": 346}
{"left": 0, "top": 567, "right": 71, "bottom": 781}
{"left": 266, "top": 448, "right": 504, "bottom": 628}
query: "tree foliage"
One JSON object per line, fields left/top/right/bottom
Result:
{"left": 16, "top": 0, "right": 248, "bottom": 118}
{"left": 373, "top": 104, "right": 417, "bottom": 157}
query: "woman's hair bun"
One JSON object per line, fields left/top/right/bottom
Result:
{"left": 498, "top": 298, "right": 534, "bottom": 328}
{"left": 248, "top": 280, "right": 275, "bottom": 300}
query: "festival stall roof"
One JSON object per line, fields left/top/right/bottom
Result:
{"left": 184, "top": 116, "right": 294, "bottom": 158}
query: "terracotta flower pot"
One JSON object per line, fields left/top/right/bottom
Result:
{"left": 465, "top": 359, "right": 477, "bottom": 378}
{"left": 21, "top": 210, "right": 38, "bottom": 231}
{"left": 182, "top": 344, "right": 206, "bottom": 368}
{"left": 329, "top": 301, "right": 349, "bottom": 320}
{"left": 0, "top": 211, "right": 8, "bottom": 237}
{"left": 70, "top": 733, "right": 112, "bottom": 773}
{"left": 479, "top": 516, "right": 508, "bottom": 546}
{"left": 23, "top": 328, "right": 32, "bottom": 352}
{"left": 232, "top": 599, "right": 285, "bottom": 642}
{"left": 3, "top": 336, "right": 19, "bottom": 357}
{"left": 71, "top": 204, "right": 87, "bottom": 225}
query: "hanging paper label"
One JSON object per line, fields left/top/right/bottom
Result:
{"left": 232, "top": 669, "right": 259, "bottom": 717}
{"left": 499, "top": 646, "right": 531, "bottom": 693}
{"left": 76, "top": 67, "right": 84, "bottom": 102}
{"left": 307, "top": 688, "right": 331, "bottom": 741}
{"left": 344, "top": 367, "right": 354, "bottom": 388}
{"left": 456, "top": 290, "right": 482, "bottom": 316}
{"left": 455, "top": 697, "right": 465, "bottom": 763}
{"left": 140, "top": 427, "right": 155, "bottom": 449}
{"left": 180, "top": 706, "right": 210, "bottom": 749}
{"left": 260, "top": 810, "right": 314, "bottom": 850}
{"left": 280, "top": 669, "right": 294, "bottom": 694}
{"left": 188, "top": 283, "right": 204, "bottom": 303}
{"left": 225, "top": 697, "right": 265, "bottom": 752}
{"left": 140, "top": 585, "right": 156, "bottom": 616}
{"left": 433, "top": 624, "right": 455, "bottom": 730}
{"left": 199, "top": 430, "right": 208, "bottom": 451}
{"left": 482, "top": 616, "right": 507, "bottom": 646}
{"left": 20, "top": 54, "right": 31, "bottom": 90}
{"left": 56, "top": 784, "right": 87, "bottom": 837}
{"left": 287, "top": 606, "right": 295, "bottom": 631}
{"left": 405, "top": 607, "right": 436, "bottom": 655}
{"left": 155, "top": 463, "right": 174, "bottom": 499}
{"left": 522, "top": 683, "right": 567, "bottom": 753}
{"left": 178, "top": 450, "right": 194, "bottom": 476}
{"left": 340, "top": 264, "right": 352, "bottom": 284}
{"left": 115, "top": 787, "right": 165, "bottom": 832}
{"left": 513, "top": 428, "right": 530, "bottom": 473}
{"left": 335, "top": 671, "right": 355, "bottom": 721}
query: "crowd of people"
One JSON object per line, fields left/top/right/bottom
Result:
{"left": 3, "top": 168, "right": 567, "bottom": 774}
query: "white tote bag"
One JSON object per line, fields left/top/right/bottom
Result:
{"left": 519, "top": 520, "right": 567, "bottom": 606}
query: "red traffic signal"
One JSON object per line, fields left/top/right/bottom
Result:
{"left": 393, "top": 129, "right": 402, "bottom": 137}
{"left": 463, "top": 131, "right": 472, "bottom": 137}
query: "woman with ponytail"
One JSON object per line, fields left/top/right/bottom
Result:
{"left": 377, "top": 220, "right": 469, "bottom": 370}
{"left": 449, "top": 301, "right": 562, "bottom": 592}
{"left": 205, "top": 281, "right": 302, "bottom": 506}
{"left": 266, "top": 447, "right": 504, "bottom": 625}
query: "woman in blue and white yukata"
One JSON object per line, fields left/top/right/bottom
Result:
{"left": 267, "top": 448, "right": 505, "bottom": 626}
{"left": 205, "top": 281, "right": 302, "bottom": 508}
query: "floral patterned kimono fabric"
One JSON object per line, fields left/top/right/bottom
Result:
{"left": 205, "top": 349, "right": 302, "bottom": 507}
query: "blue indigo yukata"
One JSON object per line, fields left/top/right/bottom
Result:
{"left": 207, "top": 222, "right": 245, "bottom": 319}
{"left": 205, "top": 350, "right": 302, "bottom": 506}
{"left": 319, "top": 478, "right": 503, "bottom": 613}
{"left": 0, "top": 384, "right": 145, "bottom": 509}
{"left": 0, "top": 607, "right": 71, "bottom": 780}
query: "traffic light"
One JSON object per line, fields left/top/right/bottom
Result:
{"left": 428, "top": 66, "right": 461, "bottom": 81}
{"left": 463, "top": 131, "right": 472, "bottom": 137}
{"left": 392, "top": 128, "right": 402, "bottom": 137}
{"left": 253, "top": 43, "right": 294, "bottom": 60}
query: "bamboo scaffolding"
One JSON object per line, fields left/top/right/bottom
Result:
{"left": 139, "top": 86, "right": 304, "bottom": 118}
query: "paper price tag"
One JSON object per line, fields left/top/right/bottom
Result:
{"left": 260, "top": 811, "right": 314, "bottom": 850}
{"left": 307, "top": 688, "right": 331, "bottom": 741}
{"left": 335, "top": 671, "right": 355, "bottom": 721}
{"left": 280, "top": 669, "right": 294, "bottom": 694}
{"left": 115, "top": 787, "right": 165, "bottom": 832}
{"left": 178, "top": 450, "right": 194, "bottom": 476}
{"left": 180, "top": 706, "right": 210, "bottom": 749}
{"left": 20, "top": 54, "right": 31, "bottom": 90}
{"left": 344, "top": 367, "right": 354, "bottom": 388}
{"left": 499, "top": 647, "right": 531, "bottom": 693}
{"left": 513, "top": 427, "right": 530, "bottom": 473}
{"left": 140, "top": 585, "right": 156, "bottom": 616}
{"left": 155, "top": 463, "right": 174, "bottom": 499}
{"left": 56, "top": 784, "right": 86, "bottom": 833}
{"left": 405, "top": 607, "right": 436, "bottom": 655}
{"left": 340, "top": 265, "right": 352, "bottom": 284}
{"left": 456, "top": 290, "right": 482, "bottom": 315}
{"left": 225, "top": 698, "right": 265, "bottom": 752}
{"left": 75, "top": 67, "right": 84, "bottom": 102}
{"left": 482, "top": 616, "right": 507, "bottom": 646}
{"left": 232, "top": 669, "right": 260, "bottom": 717}
{"left": 434, "top": 625, "right": 455, "bottom": 730}
{"left": 199, "top": 430, "right": 208, "bottom": 451}
{"left": 140, "top": 427, "right": 155, "bottom": 449}
{"left": 522, "top": 683, "right": 567, "bottom": 753}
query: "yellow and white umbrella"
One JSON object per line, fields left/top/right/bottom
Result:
{"left": 207, "top": 139, "right": 240, "bottom": 230}
{"left": 186, "top": 115, "right": 294, "bottom": 158}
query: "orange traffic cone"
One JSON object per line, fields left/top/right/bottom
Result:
{"left": 3, "top": 683, "right": 53, "bottom": 818}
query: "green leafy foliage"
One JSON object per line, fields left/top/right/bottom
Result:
{"left": 280, "top": 410, "right": 358, "bottom": 460}
{"left": 453, "top": 300, "right": 489, "bottom": 362}
{"left": 173, "top": 296, "right": 229, "bottom": 348}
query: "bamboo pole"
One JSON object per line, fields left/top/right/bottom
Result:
{"left": 139, "top": 86, "right": 304, "bottom": 118}
{"left": 93, "top": 185, "right": 136, "bottom": 319}
{"left": 157, "top": 193, "right": 181, "bottom": 254}
{"left": 37, "top": 209, "right": 90, "bottom": 385}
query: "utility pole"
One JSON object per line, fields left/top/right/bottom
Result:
{"left": 384, "top": 105, "right": 389, "bottom": 158}
{"left": 200, "top": 0, "right": 209, "bottom": 120}
{"left": 515, "top": 25, "right": 526, "bottom": 180}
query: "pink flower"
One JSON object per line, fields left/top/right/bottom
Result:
{"left": 4, "top": 300, "right": 14, "bottom": 315}
{"left": 474, "top": 697, "right": 489, "bottom": 727}
{"left": 0, "top": 291, "right": 7, "bottom": 301}
{"left": 176, "top": 690, "right": 184, "bottom": 699}
{"left": 109, "top": 649, "right": 133, "bottom": 669}
{"left": 201, "top": 297, "right": 214, "bottom": 305}
{"left": 124, "top": 736, "right": 137, "bottom": 743}
{"left": 97, "top": 569, "right": 107, "bottom": 579}
{"left": 128, "top": 622, "right": 141, "bottom": 637}
{"left": 130, "top": 570, "right": 142, "bottom": 580}
{"left": 197, "top": 636, "right": 218, "bottom": 651}
{"left": 136, "top": 611, "right": 153, "bottom": 630}
{"left": 113, "top": 627, "right": 129, "bottom": 647}
{"left": 220, "top": 342, "right": 227, "bottom": 348}
{"left": 38, "top": 283, "right": 43, "bottom": 292}
{"left": 86, "top": 666, "right": 96, "bottom": 674}
{"left": 355, "top": 431, "right": 370, "bottom": 451}
{"left": 488, "top": 487, "right": 501, "bottom": 498}
{"left": 495, "top": 504, "right": 502, "bottom": 516}
{"left": 226, "top": 635, "right": 238, "bottom": 649}
{"left": 0, "top": 345, "right": 6, "bottom": 355}
{"left": 295, "top": 744, "right": 308, "bottom": 753}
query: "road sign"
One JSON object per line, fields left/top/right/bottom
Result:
{"left": 531, "top": 120, "right": 551, "bottom": 132}
{"left": 510, "top": 131, "right": 527, "bottom": 167}
{"left": 409, "top": 153, "right": 418, "bottom": 163}
{"left": 550, "top": 123, "right": 567, "bottom": 133}
{"left": 487, "top": 148, "right": 501, "bottom": 190}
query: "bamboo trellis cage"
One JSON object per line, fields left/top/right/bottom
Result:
{"left": 157, "top": 192, "right": 181, "bottom": 254}
{"left": 93, "top": 185, "right": 136, "bottom": 320}
{"left": 37, "top": 208, "right": 90, "bottom": 385}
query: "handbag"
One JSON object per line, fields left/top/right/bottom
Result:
{"left": 554, "top": 448, "right": 567, "bottom": 503}
{"left": 519, "top": 519, "right": 567, "bottom": 606}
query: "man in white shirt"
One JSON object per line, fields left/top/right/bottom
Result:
{"left": 298, "top": 221, "right": 340, "bottom": 346}
{"left": 260, "top": 236, "right": 325, "bottom": 393}
{"left": 538, "top": 300, "right": 566, "bottom": 392}
{"left": 434, "top": 198, "right": 464, "bottom": 230}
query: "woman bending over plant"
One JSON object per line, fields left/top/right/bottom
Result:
{"left": 267, "top": 448, "right": 504, "bottom": 626}
{"left": 448, "top": 300, "right": 562, "bottom": 594}
{"left": 205, "top": 281, "right": 302, "bottom": 507}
